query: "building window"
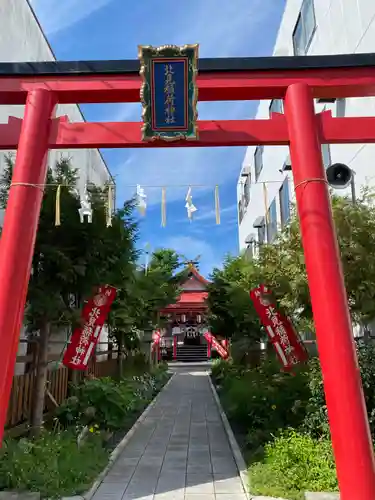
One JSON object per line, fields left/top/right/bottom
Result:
{"left": 238, "top": 199, "right": 244, "bottom": 224}
{"left": 266, "top": 198, "right": 278, "bottom": 243}
{"left": 321, "top": 143, "right": 331, "bottom": 169}
{"left": 254, "top": 146, "right": 264, "bottom": 182}
{"left": 243, "top": 174, "right": 251, "bottom": 206}
{"left": 292, "top": 0, "right": 316, "bottom": 55}
{"left": 257, "top": 217, "right": 266, "bottom": 245}
{"left": 279, "top": 177, "right": 290, "bottom": 227}
{"left": 269, "top": 99, "right": 283, "bottom": 116}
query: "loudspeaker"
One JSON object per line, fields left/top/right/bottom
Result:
{"left": 326, "top": 163, "right": 353, "bottom": 189}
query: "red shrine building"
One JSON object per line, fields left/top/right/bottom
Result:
{"left": 159, "top": 264, "right": 212, "bottom": 362}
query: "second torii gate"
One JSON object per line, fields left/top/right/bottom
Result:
{"left": 0, "top": 53, "right": 374, "bottom": 499}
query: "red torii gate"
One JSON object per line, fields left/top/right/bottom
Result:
{"left": 0, "top": 54, "right": 374, "bottom": 499}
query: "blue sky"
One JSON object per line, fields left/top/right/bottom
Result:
{"left": 30, "top": 0, "right": 286, "bottom": 277}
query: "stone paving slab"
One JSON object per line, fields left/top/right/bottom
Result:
{"left": 304, "top": 494, "right": 340, "bottom": 500}
{"left": 92, "top": 370, "right": 248, "bottom": 500}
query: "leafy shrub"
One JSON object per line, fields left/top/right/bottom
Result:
{"left": 128, "top": 351, "right": 149, "bottom": 370}
{"left": 249, "top": 430, "right": 338, "bottom": 500}
{"left": 353, "top": 342, "right": 375, "bottom": 437}
{"left": 303, "top": 343, "right": 375, "bottom": 439}
{"left": 0, "top": 431, "right": 108, "bottom": 498}
{"left": 211, "top": 358, "right": 234, "bottom": 385}
{"left": 151, "top": 362, "right": 170, "bottom": 388}
{"left": 56, "top": 377, "right": 137, "bottom": 431}
{"left": 217, "top": 359, "right": 310, "bottom": 451}
{"left": 56, "top": 368, "right": 170, "bottom": 432}
{"left": 302, "top": 358, "right": 330, "bottom": 437}
{"left": 216, "top": 343, "right": 375, "bottom": 452}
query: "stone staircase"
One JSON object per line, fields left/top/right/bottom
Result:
{"left": 176, "top": 344, "right": 208, "bottom": 362}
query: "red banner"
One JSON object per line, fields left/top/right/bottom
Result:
{"left": 63, "top": 285, "right": 117, "bottom": 370}
{"left": 250, "top": 284, "right": 308, "bottom": 370}
{"left": 203, "top": 330, "right": 229, "bottom": 359}
{"left": 152, "top": 330, "right": 161, "bottom": 343}
{"left": 151, "top": 330, "right": 161, "bottom": 361}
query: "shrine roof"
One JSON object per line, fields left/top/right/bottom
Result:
{"left": 161, "top": 290, "right": 208, "bottom": 312}
{"left": 178, "top": 291, "right": 208, "bottom": 303}
{"left": 184, "top": 264, "right": 209, "bottom": 286}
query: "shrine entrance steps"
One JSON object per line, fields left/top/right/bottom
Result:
{"left": 176, "top": 344, "right": 208, "bottom": 362}
{"left": 92, "top": 367, "right": 247, "bottom": 499}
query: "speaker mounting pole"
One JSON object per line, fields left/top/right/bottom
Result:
{"left": 350, "top": 174, "right": 356, "bottom": 205}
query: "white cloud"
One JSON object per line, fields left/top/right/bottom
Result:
{"left": 114, "top": 144, "right": 243, "bottom": 206}
{"left": 29, "top": 0, "right": 114, "bottom": 35}
{"left": 29, "top": 0, "right": 283, "bottom": 209}
{"left": 113, "top": 101, "right": 253, "bottom": 205}
{"left": 192, "top": 203, "right": 238, "bottom": 223}
{"left": 111, "top": 0, "right": 281, "bottom": 205}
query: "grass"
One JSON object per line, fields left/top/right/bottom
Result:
{"left": 0, "top": 363, "right": 171, "bottom": 498}
{"left": 211, "top": 360, "right": 339, "bottom": 500}
{"left": 0, "top": 431, "right": 109, "bottom": 499}
{"left": 248, "top": 431, "right": 338, "bottom": 500}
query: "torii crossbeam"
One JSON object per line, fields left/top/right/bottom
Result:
{"left": 0, "top": 53, "right": 375, "bottom": 500}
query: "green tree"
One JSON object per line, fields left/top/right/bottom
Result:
{"left": 108, "top": 248, "right": 185, "bottom": 376}
{"left": 256, "top": 190, "right": 375, "bottom": 330}
{"left": 136, "top": 249, "right": 186, "bottom": 329}
{"left": 207, "top": 255, "right": 263, "bottom": 363}
{"left": 207, "top": 189, "right": 375, "bottom": 365}
{"left": 0, "top": 155, "right": 138, "bottom": 434}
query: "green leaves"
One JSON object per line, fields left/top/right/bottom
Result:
{"left": 250, "top": 430, "right": 337, "bottom": 499}
{"left": 0, "top": 157, "right": 139, "bottom": 332}
{"left": 208, "top": 190, "right": 375, "bottom": 359}
{"left": 207, "top": 255, "right": 262, "bottom": 350}
{"left": 108, "top": 248, "right": 184, "bottom": 351}
{"left": 255, "top": 192, "right": 375, "bottom": 328}
{"left": 0, "top": 431, "right": 108, "bottom": 498}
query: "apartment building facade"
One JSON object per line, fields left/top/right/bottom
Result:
{"left": 0, "top": 0, "right": 114, "bottom": 373}
{"left": 237, "top": 0, "right": 375, "bottom": 255}
{"left": 0, "top": 0, "right": 113, "bottom": 192}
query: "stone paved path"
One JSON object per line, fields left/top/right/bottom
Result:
{"left": 92, "top": 368, "right": 248, "bottom": 500}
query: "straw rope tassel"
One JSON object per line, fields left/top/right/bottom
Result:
{"left": 214, "top": 185, "right": 221, "bottom": 225}
{"left": 263, "top": 182, "right": 269, "bottom": 224}
{"left": 55, "top": 185, "right": 61, "bottom": 226}
{"left": 106, "top": 184, "right": 113, "bottom": 227}
{"left": 161, "top": 187, "right": 167, "bottom": 227}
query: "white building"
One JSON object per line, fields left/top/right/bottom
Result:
{"left": 0, "top": 0, "right": 113, "bottom": 373}
{"left": 0, "top": 0, "right": 113, "bottom": 191}
{"left": 237, "top": 0, "right": 375, "bottom": 256}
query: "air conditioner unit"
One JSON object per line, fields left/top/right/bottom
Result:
{"left": 241, "top": 165, "right": 251, "bottom": 177}
{"left": 282, "top": 155, "right": 292, "bottom": 172}
{"left": 253, "top": 216, "right": 265, "bottom": 229}
{"left": 317, "top": 97, "right": 336, "bottom": 104}
{"left": 245, "top": 233, "right": 256, "bottom": 245}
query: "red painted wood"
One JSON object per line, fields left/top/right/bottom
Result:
{"left": 176, "top": 292, "right": 208, "bottom": 303}
{"left": 53, "top": 118, "right": 289, "bottom": 149}
{"left": 0, "top": 90, "right": 57, "bottom": 444}
{"left": 285, "top": 83, "right": 375, "bottom": 500}
{"left": 0, "top": 117, "right": 289, "bottom": 149}
{"left": 0, "top": 66, "right": 375, "bottom": 104}
{"left": 2, "top": 113, "right": 375, "bottom": 150}
{"left": 318, "top": 110, "right": 375, "bottom": 144}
